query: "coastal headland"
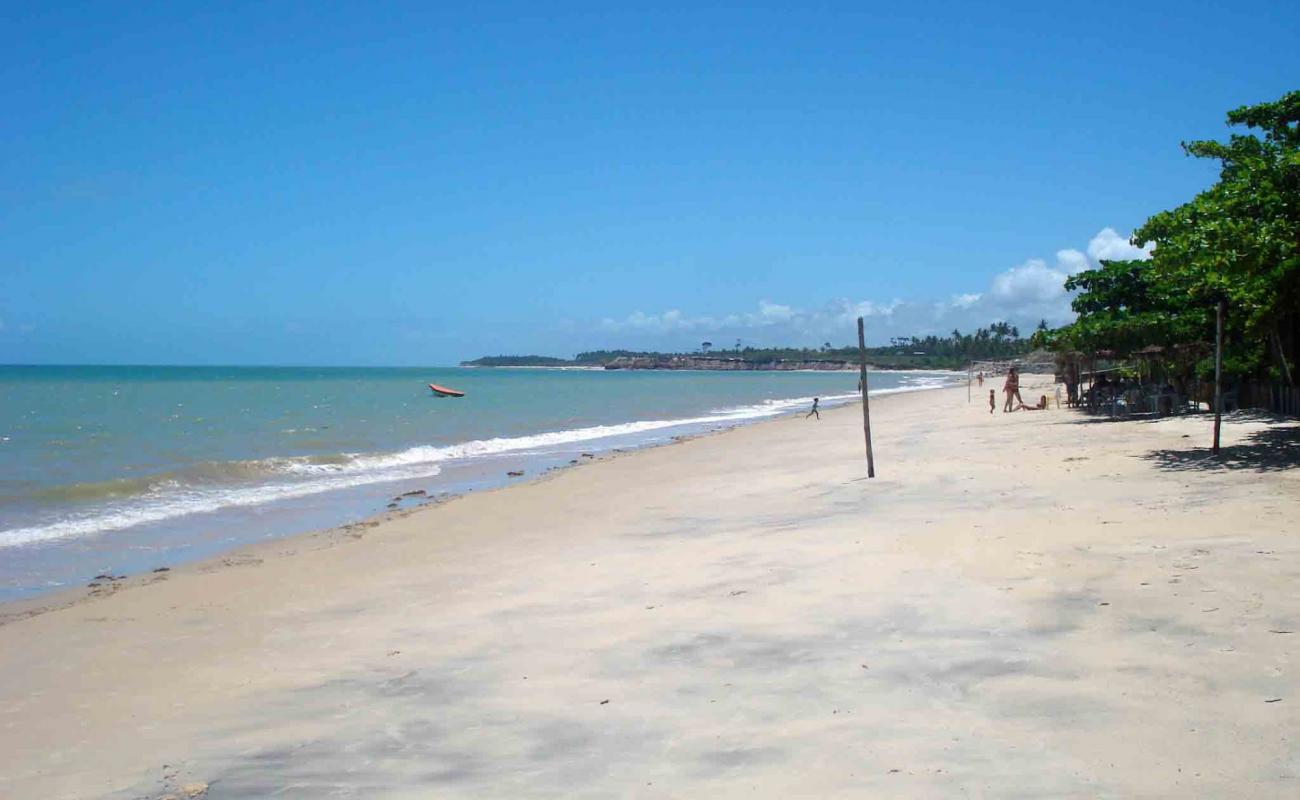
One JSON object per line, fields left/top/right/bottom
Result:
{"left": 2, "top": 377, "right": 1298, "bottom": 798}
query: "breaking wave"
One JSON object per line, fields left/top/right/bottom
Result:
{"left": 0, "top": 378, "right": 955, "bottom": 548}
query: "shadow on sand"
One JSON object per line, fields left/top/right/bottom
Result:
{"left": 1066, "top": 406, "right": 1217, "bottom": 426}
{"left": 1141, "top": 418, "right": 1300, "bottom": 473}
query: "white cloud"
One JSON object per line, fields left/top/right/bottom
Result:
{"left": 600, "top": 297, "right": 902, "bottom": 336}
{"left": 989, "top": 259, "right": 1070, "bottom": 306}
{"left": 963, "top": 230, "right": 1149, "bottom": 327}
{"left": 756, "top": 300, "right": 795, "bottom": 322}
{"left": 594, "top": 228, "right": 1150, "bottom": 346}
{"left": 599, "top": 309, "right": 715, "bottom": 333}
{"left": 1087, "top": 227, "right": 1152, "bottom": 263}
{"left": 1055, "top": 248, "right": 1091, "bottom": 275}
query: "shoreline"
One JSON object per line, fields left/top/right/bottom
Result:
{"left": 3, "top": 376, "right": 1297, "bottom": 798}
{"left": 0, "top": 430, "right": 681, "bottom": 626}
{"left": 0, "top": 376, "right": 959, "bottom": 606}
{"left": 0, "top": 381, "right": 946, "bottom": 623}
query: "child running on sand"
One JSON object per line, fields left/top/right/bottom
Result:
{"left": 989, "top": 389, "right": 995, "bottom": 414}
{"left": 806, "top": 397, "right": 820, "bottom": 419}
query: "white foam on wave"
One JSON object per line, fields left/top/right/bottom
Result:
{"left": 280, "top": 391, "right": 865, "bottom": 478}
{"left": 0, "top": 463, "right": 446, "bottom": 548}
{"left": 0, "top": 378, "right": 955, "bottom": 548}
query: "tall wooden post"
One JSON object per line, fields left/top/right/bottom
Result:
{"left": 1213, "top": 300, "right": 1224, "bottom": 454}
{"left": 857, "top": 316, "right": 876, "bottom": 478}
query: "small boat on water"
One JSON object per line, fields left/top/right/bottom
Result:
{"left": 428, "top": 383, "right": 465, "bottom": 398}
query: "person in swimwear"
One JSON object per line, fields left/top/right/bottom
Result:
{"left": 1018, "top": 394, "right": 1049, "bottom": 411}
{"left": 1002, "top": 367, "right": 1022, "bottom": 412}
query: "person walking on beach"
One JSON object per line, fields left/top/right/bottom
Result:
{"left": 989, "top": 389, "right": 996, "bottom": 415}
{"left": 1002, "top": 367, "right": 1021, "bottom": 413}
{"left": 806, "top": 397, "right": 820, "bottom": 419}
{"left": 977, "top": 372, "right": 984, "bottom": 388}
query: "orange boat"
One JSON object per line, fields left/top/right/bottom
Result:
{"left": 428, "top": 383, "right": 465, "bottom": 398}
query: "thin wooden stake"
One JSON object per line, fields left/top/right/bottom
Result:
{"left": 1213, "top": 299, "right": 1224, "bottom": 454}
{"left": 857, "top": 316, "right": 876, "bottom": 478}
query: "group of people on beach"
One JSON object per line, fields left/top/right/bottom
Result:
{"left": 980, "top": 367, "right": 1047, "bottom": 414}
{"left": 803, "top": 367, "right": 1046, "bottom": 422}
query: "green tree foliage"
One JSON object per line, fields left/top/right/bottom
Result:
{"left": 1047, "top": 259, "right": 1208, "bottom": 355}
{"left": 1046, "top": 90, "right": 1299, "bottom": 382}
{"left": 1136, "top": 91, "right": 1299, "bottom": 378}
{"left": 1139, "top": 92, "right": 1298, "bottom": 315}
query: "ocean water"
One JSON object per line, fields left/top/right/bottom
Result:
{"left": 0, "top": 365, "right": 956, "bottom": 600}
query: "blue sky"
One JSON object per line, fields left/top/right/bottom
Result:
{"left": 2, "top": 1, "right": 1297, "bottom": 365}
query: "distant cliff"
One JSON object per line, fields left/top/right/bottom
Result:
{"left": 603, "top": 355, "right": 856, "bottom": 371}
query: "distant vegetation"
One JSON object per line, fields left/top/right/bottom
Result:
{"left": 461, "top": 355, "right": 578, "bottom": 367}
{"left": 463, "top": 323, "right": 1037, "bottom": 370}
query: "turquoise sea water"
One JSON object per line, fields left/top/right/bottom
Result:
{"left": 0, "top": 365, "right": 956, "bottom": 599}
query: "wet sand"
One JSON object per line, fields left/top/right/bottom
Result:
{"left": 2, "top": 376, "right": 1298, "bottom": 798}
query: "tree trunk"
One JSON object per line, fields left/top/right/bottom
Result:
{"left": 1272, "top": 325, "right": 1294, "bottom": 386}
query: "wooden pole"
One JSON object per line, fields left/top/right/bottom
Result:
{"left": 1213, "top": 300, "right": 1224, "bottom": 454}
{"left": 857, "top": 316, "right": 876, "bottom": 478}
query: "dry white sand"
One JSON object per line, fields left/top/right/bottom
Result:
{"left": 2, "top": 376, "right": 1298, "bottom": 799}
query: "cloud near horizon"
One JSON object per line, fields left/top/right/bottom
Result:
{"left": 597, "top": 228, "right": 1150, "bottom": 346}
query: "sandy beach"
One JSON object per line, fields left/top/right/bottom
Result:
{"left": 2, "top": 376, "right": 1298, "bottom": 799}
